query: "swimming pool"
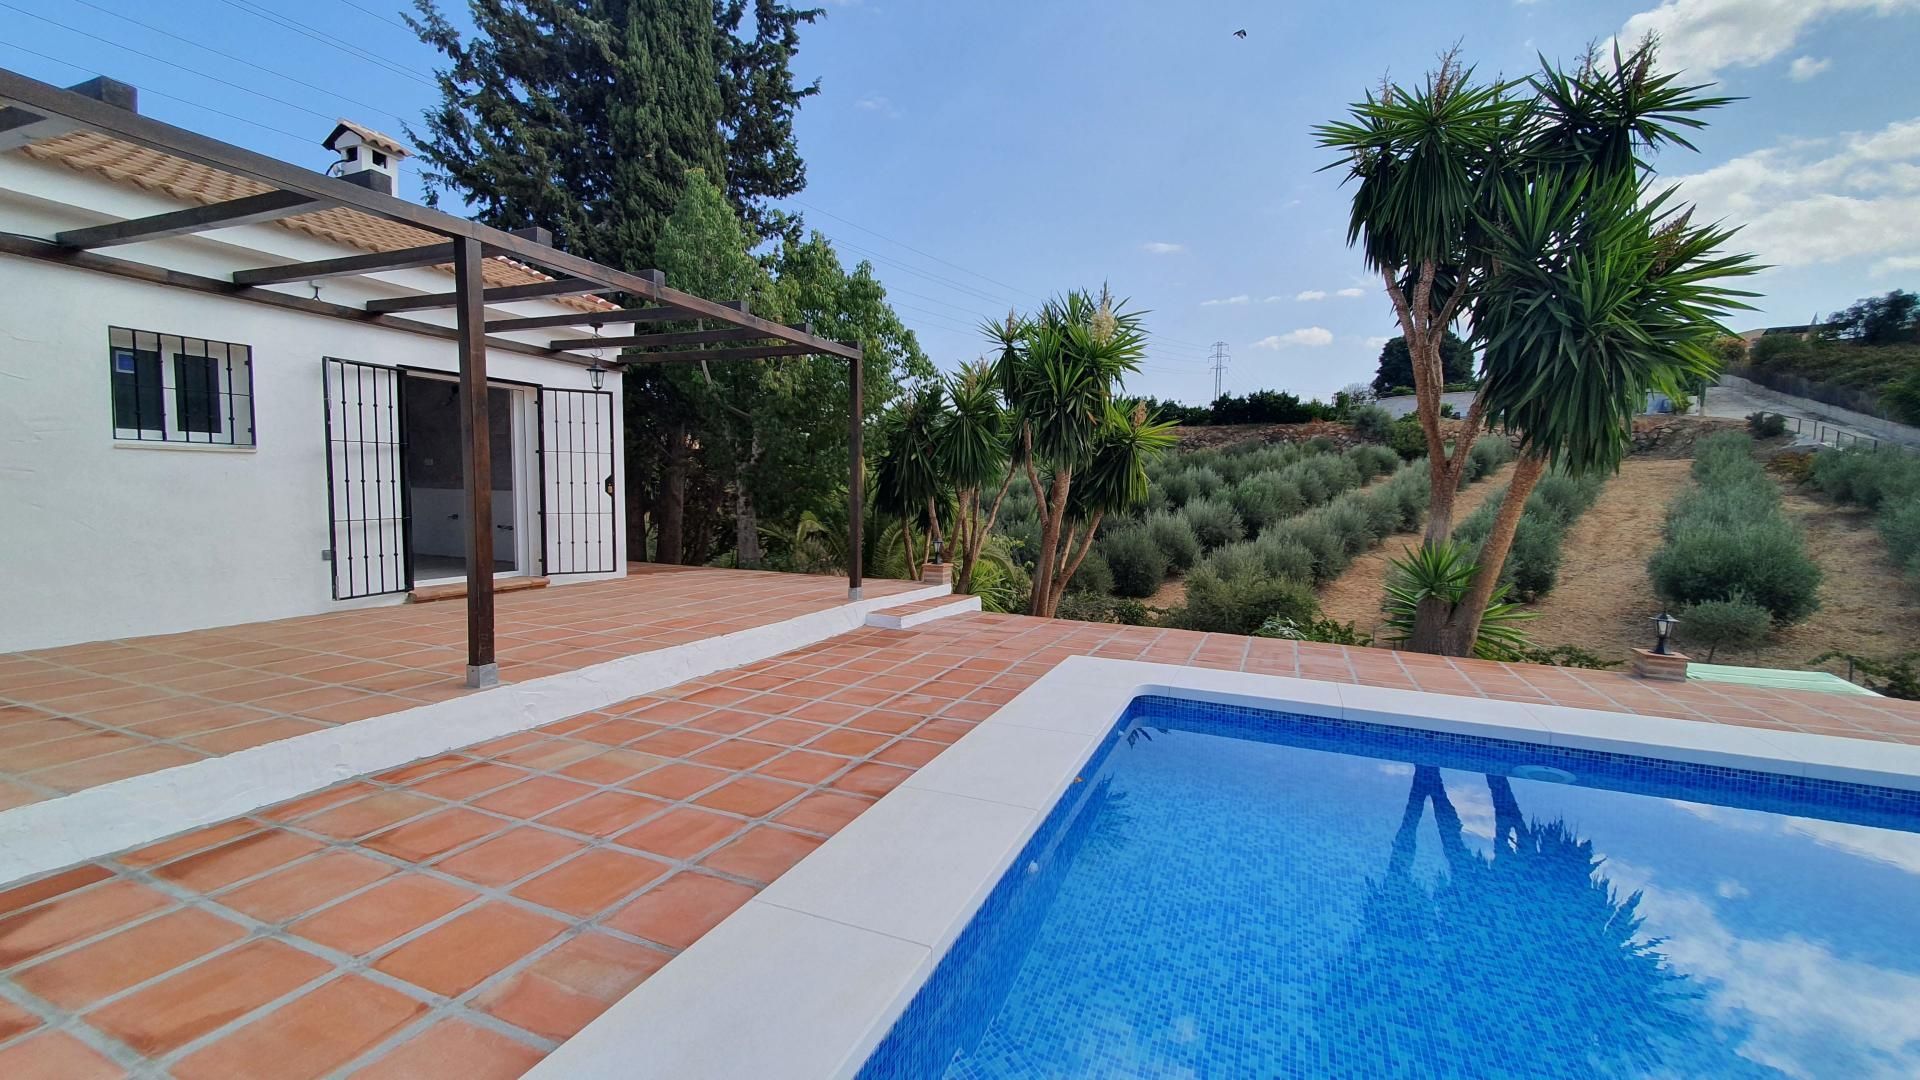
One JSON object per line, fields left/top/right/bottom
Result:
{"left": 858, "top": 695, "right": 1920, "bottom": 1079}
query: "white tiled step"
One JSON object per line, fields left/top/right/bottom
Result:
{"left": 864, "top": 594, "right": 980, "bottom": 629}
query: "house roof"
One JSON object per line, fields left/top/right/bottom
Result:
{"left": 17, "top": 130, "right": 616, "bottom": 314}
{"left": 322, "top": 119, "right": 412, "bottom": 159}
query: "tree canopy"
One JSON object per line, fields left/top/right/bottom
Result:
{"left": 1372, "top": 333, "right": 1475, "bottom": 395}
{"left": 1828, "top": 289, "right": 1920, "bottom": 346}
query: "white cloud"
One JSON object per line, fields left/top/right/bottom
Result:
{"left": 854, "top": 96, "right": 900, "bottom": 118}
{"left": 1295, "top": 289, "right": 1328, "bottom": 301}
{"left": 1261, "top": 295, "right": 1287, "bottom": 303}
{"left": 1788, "top": 55, "right": 1833, "bottom": 80}
{"left": 1252, "top": 327, "right": 1334, "bottom": 349}
{"left": 1142, "top": 241, "right": 1186, "bottom": 255}
{"left": 1363, "top": 335, "right": 1393, "bottom": 349}
{"left": 1336, "top": 287, "right": 1366, "bottom": 298}
{"left": 1669, "top": 116, "right": 1920, "bottom": 271}
{"left": 1200, "top": 294, "right": 1250, "bottom": 306}
{"left": 1618, "top": 0, "right": 1920, "bottom": 80}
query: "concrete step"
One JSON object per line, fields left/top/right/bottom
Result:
{"left": 409, "top": 576, "right": 549, "bottom": 603}
{"left": 864, "top": 593, "right": 981, "bottom": 629}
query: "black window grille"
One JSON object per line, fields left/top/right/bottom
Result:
{"left": 107, "top": 327, "right": 254, "bottom": 446}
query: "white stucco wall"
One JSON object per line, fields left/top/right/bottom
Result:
{"left": 0, "top": 154, "right": 626, "bottom": 652}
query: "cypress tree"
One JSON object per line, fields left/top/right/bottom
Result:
{"left": 714, "top": 1, "right": 823, "bottom": 245}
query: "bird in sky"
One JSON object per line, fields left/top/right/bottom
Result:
{"left": 1233, "top": 29, "right": 1247, "bottom": 38}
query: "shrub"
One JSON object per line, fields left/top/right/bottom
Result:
{"left": 1266, "top": 516, "right": 1349, "bottom": 582}
{"left": 1256, "top": 615, "right": 1372, "bottom": 646}
{"left": 1468, "top": 436, "right": 1514, "bottom": 478}
{"left": 1347, "top": 444, "right": 1402, "bottom": 481}
{"left": 1322, "top": 500, "right": 1378, "bottom": 555}
{"left": 1229, "top": 473, "right": 1304, "bottom": 531}
{"left": 1055, "top": 592, "right": 1149, "bottom": 625}
{"left": 1388, "top": 416, "right": 1427, "bottom": 459}
{"left": 1143, "top": 510, "right": 1203, "bottom": 572}
{"left": 1810, "top": 448, "right": 1920, "bottom": 510}
{"left": 1350, "top": 404, "right": 1394, "bottom": 442}
{"left": 1065, "top": 548, "right": 1113, "bottom": 596}
{"left": 1181, "top": 496, "right": 1246, "bottom": 550}
{"left": 1159, "top": 464, "right": 1224, "bottom": 508}
{"left": 1100, "top": 526, "right": 1168, "bottom": 598}
{"left": 1649, "top": 520, "right": 1822, "bottom": 623}
{"left": 1250, "top": 534, "right": 1317, "bottom": 583}
{"left": 1881, "top": 500, "right": 1920, "bottom": 572}
{"left": 1746, "top": 411, "right": 1790, "bottom": 438}
{"left": 1167, "top": 567, "right": 1319, "bottom": 635}
{"left": 1678, "top": 592, "right": 1773, "bottom": 661}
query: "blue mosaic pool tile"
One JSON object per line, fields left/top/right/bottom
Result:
{"left": 858, "top": 694, "right": 1920, "bottom": 1079}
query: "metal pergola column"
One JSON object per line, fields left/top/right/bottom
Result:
{"left": 452, "top": 238, "right": 497, "bottom": 688}
{"left": 848, "top": 355, "right": 864, "bottom": 601}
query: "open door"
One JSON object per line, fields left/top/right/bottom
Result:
{"left": 540, "top": 387, "right": 618, "bottom": 574}
{"left": 321, "top": 357, "right": 410, "bottom": 599}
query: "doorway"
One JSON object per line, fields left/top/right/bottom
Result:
{"left": 401, "top": 373, "right": 534, "bottom": 583}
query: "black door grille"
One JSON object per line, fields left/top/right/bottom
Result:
{"left": 540, "top": 387, "right": 618, "bottom": 574}
{"left": 322, "top": 357, "right": 411, "bottom": 599}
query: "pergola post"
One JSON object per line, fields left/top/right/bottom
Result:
{"left": 453, "top": 237, "right": 498, "bottom": 688}
{"left": 847, "top": 354, "right": 864, "bottom": 601}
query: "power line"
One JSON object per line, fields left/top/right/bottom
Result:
{"left": 214, "top": 0, "right": 436, "bottom": 87}
{"left": 789, "top": 197, "right": 1038, "bottom": 304}
{"left": 1209, "top": 341, "right": 1231, "bottom": 400}
{"left": 62, "top": 0, "right": 410, "bottom": 125}
{"left": 330, "top": 0, "right": 415, "bottom": 33}
{"left": 0, "top": 40, "right": 312, "bottom": 144}
{"left": 2, "top": 2, "right": 358, "bottom": 128}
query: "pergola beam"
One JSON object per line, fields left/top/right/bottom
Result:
{"left": 485, "top": 305, "right": 690, "bottom": 333}
{"left": 232, "top": 241, "right": 454, "bottom": 286}
{"left": 0, "top": 69, "right": 861, "bottom": 359}
{"left": 619, "top": 344, "right": 834, "bottom": 364}
{"left": 365, "top": 275, "right": 618, "bottom": 314}
{"left": 551, "top": 327, "right": 769, "bottom": 351}
{"left": 56, "top": 190, "right": 320, "bottom": 250}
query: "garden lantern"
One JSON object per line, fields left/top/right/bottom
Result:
{"left": 931, "top": 537, "right": 944, "bottom": 565}
{"left": 587, "top": 359, "right": 606, "bottom": 391}
{"left": 1651, "top": 612, "right": 1679, "bottom": 656}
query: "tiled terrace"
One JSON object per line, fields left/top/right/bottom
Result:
{"left": 0, "top": 567, "right": 921, "bottom": 810}
{"left": 3, "top": 610, "right": 1918, "bottom": 1078}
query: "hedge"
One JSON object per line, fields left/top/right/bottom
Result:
{"left": 1649, "top": 433, "right": 1822, "bottom": 623}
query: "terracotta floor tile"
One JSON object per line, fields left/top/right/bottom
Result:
{"left": 0, "top": 1031, "right": 125, "bottom": 1080}
{"left": 843, "top": 709, "right": 921, "bottom": 734}
{"left": 472, "top": 775, "right": 596, "bottom": 819}
{"left": 261, "top": 782, "right": 378, "bottom": 823}
{"left": 0, "top": 879, "right": 172, "bottom": 966}
{"left": 619, "top": 762, "right": 730, "bottom": 800}
{"left": 626, "top": 728, "right": 721, "bottom": 758}
{"left": 0, "top": 996, "right": 39, "bottom": 1042}
{"left": 349, "top": 1018, "right": 542, "bottom": 1080}
{"left": 218, "top": 850, "right": 398, "bottom": 922}
{"left": 804, "top": 728, "right": 890, "bottom": 757}
{"left": 303, "top": 792, "right": 442, "bottom": 840}
{"left": 692, "top": 776, "right": 806, "bottom": 817}
{"left": 682, "top": 709, "right": 761, "bottom": 735}
{"left": 373, "top": 755, "right": 469, "bottom": 785}
{"left": 120, "top": 819, "right": 263, "bottom": 870}
{"left": 474, "top": 932, "right": 668, "bottom": 1041}
{"left": 364, "top": 809, "right": 505, "bottom": 862}
{"left": 909, "top": 718, "right": 973, "bottom": 744}
{"left": 184, "top": 718, "right": 328, "bottom": 755}
{"left": 874, "top": 738, "right": 945, "bottom": 768}
{"left": 614, "top": 807, "right": 746, "bottom": 861}
{"left": 408, "top": 761, "right": 529, "bottom": 802}
{"left": 828, "top": 761, "right": 914, "bottom": 798}
{"left": 775, "top": 792, "right": 874, "bottom": 837}
{"left": 87, "top": 938, "right": 329, "bottom": 1056}
{"left": 752, "top": 750, "right": 850, "bottom": 785}
{"left": 511, "top": 849, "right": 669, "bottom": 918}
{"left": 436, "top": 828, "right": 587, "bottom": 888}
{"left": 172, "top": 974, "right": 427, "bottom": 1080}
{"left": 557, "top": 748, "right": 667, "bottom": 785}
{"left": 15, "top": 907, "right": 247, "bottom": 1010}
{"left": 155, "top": 831, "right": 325, "bottom": 892}
{"left": 790, "top": 700, "right": 861, "bottom": 725}
{"left": 740, "top": 718, "right": 830, "bottom": 746}
{"left": 289, "top": 875, "right": 477, "bottom": 956}
{"left": 0, "top": 865, "right": 112, "bottom": 919}
{"left": 687, "top": 738, "right": 783, "bottom": 770}
{"left": 699, "top": 826, "right": 822, "bottom": 885}
{"left": 31, "top": 744, "right": 208, "bottom": 792}
{"left": 537, "top": 791, "right": 665, "bottom": 838}
{"left": 10, "top": 732, "right": 139, "bottom": 772}
{"left": 373, "top": 902, "right": 566, "bottom": 998}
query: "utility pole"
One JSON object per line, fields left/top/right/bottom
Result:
{"left": 1208, "top": 341, "right": 1230, "bottom": 402}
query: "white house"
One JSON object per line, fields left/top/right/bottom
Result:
{"left": 0, "top": 74, "right": 862, "bottom": 663}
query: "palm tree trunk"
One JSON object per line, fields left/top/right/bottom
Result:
{"left": 1440, "top": 451, "right": 1547, "bottom": 656}
{"left": 1047, "top": 511, "right": 1104, "bottom": 615}
{"left": 654, "top": 421, "right": 689, "bottom": 565}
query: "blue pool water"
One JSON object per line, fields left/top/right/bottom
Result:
{"left": 859, "top": 697, "right": 1920, "bottom": 1079}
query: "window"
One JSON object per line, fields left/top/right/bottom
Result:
{"left": 108, "top": 327, "right": 255, "bottom": 446}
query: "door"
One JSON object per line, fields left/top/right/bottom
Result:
{"left": 322, "top": 357, "right": 410, "bottom": 599}
{"left": 401, "top": 374, "right": 532, "bottom": 583}
{"left": 540, "top": 387, "right": 618, "bottom": 574}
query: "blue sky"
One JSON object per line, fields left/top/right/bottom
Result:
{"left": 6, "top": 0, "right": 1917, "bottom": 402}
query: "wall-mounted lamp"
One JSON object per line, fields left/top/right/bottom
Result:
{"left": 587, "top": 358, "right": 606, "bottom": 391}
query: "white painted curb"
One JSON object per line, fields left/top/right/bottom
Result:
{"left": 0, "top": 583, "right": 949, "bottom": 885}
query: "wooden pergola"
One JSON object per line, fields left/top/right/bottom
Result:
{"left": 0, "top": 68, "right": 867, "bottom": 689}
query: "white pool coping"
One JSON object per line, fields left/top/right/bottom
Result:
{"left": 530, "top": 656, "right": 1920, "bottom": 1080}
{"left": 0, "top": 583, "right": 950, "bottom": 886}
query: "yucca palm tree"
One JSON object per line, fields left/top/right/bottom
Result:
{"left": 1318, "top": 41, "right": 1754, "bottom": 656}
{"left": 991, "top": 288, "right": 1149, "bottom": 614}
{"left": 935, "top": 360, "right": 1009, "bottom": 594}
{"left": 1035, "top": 400, "right": 1178, "bottom": 616}
{"left": 873, "top": 381, "right": 945, "bottom": 580}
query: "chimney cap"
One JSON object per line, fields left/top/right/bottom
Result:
{"left": 323, "top": 119, "right": 412, "bottom": 160}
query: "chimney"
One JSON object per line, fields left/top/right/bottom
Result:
{"left": 322, "top": 120, "right": 411, "bottom": 197}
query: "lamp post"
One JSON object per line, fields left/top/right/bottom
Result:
{"left": 1651, "top": 612, "right": 1679, "bottom": 656}
{"left": 930, "top": 536, "right": 944, "bottom": 566}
